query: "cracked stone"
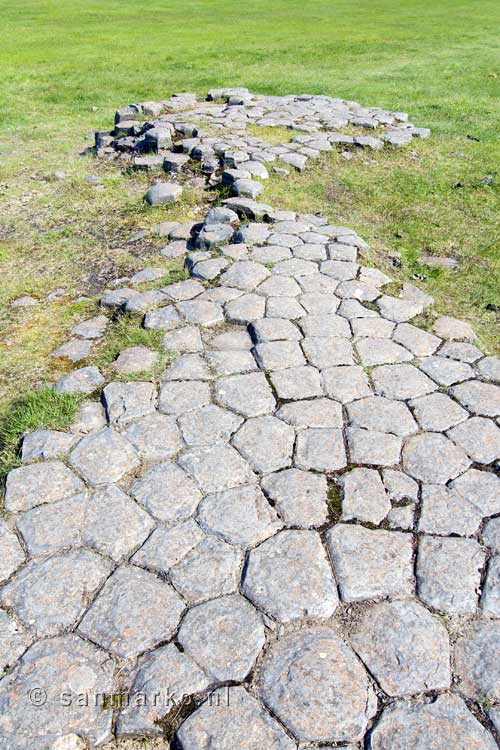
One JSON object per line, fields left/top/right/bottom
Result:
{"left": 351, "top": 317, "right": 394, "bottom": 338}
{"left": 131, "top": 519, "right": 204, "bottom": 573}
{"left": 159, "top": 380, "right": 211, "bottom": 416}
{"left": 163, "top": 326, "right": 203, "bottom": 354}
{"left": 232, "top": 416, "right": 295, "bottom": 474}
{"left": 131, "top": 461, "right": 201, "bottom": 522}
{"left": 143, "top": 304, "right": 182, "bottom": 330}
{"left": 403, "top": 432, "right": 471, "bottom": 483}
{"left": 192, "top": 257, "right": 230, "bottom": 281}
{"left": 418, "top": 484, "right": 483, "bottom": 536}
{"left": 21, "top": 429, "right": 78, "bottom": 463}
{"left": 322, "top": 365, "right": 372, "bottom": 403}
{"left": 294, "top": 243, "right": 327, "bottom": 262}
{"left": 103, "top": 381, "right": 157, "bottom": 424}
{"left": 254, "top": 340, "right": 306, "bottom": 370}
{"left": 4, "top": 461, "right": 85, "bottom": 513}
{"left": 266, "top": 296, "right": 306, "bottom": 319}
{"left": 70, "top": 427, "right": 139, "bottom": 484}
{"left": 477, "top": 356, "right": 500, "bottom": 382}
{"left": 377, "top": 295, "right": 422, "bottom": 322}
{"left": 439, "top": 340, "right": 483, "bottom": 363}
{"left": 482, "top": 517, "right": 500, "bottom": 552}
{"left": 250, "top": 317, "right": 302, "bottom": 343}
{"left": 276, "top": 397, "right": 343, "bottom": 428}
{"left": 209, "top": 329, "right": 253, "bottom": 350}
{"left": 206, "top": 348, "right": 258, "bottom": 375}
{"left": 215, "top": 371, "right": 276, "bottom": 417}
{"left": 372, "top": 363, "right": 437, "bottom": 400}
{"left": 298, "top": 273, "right": 339, "bottom": 294}
{"left": 169, "top": 534, "right": 243, "bottom": 604}
{"left": 451, "top": 380, "right": 500, "bottom": 417}
{"left": 16, "top": 494, "right": 85, "bottom": 555}
{"left": 261, "top": 468, "right": 328, "bottom": 527}
{"left": 320, "top": 259, "right": 358, "bottom": 280}
{"left": 302, "top": 336, "right": 354, "bottom": 367}
{"left": 450, "top": 468, "right": 500, "bottom": 516}
{"left": 273, "top": 258, "right": 318, "bottom": 277}
{"left": 162, "top": 279, "right": 205, "bottom": 301}
{"left": 339, "top": 468, "right": 391, "bottom": 524}
{"left": 256, "top": 275, "right": 301, "bottom": 296}
{"left": 454, "top": 621, "right": 500, "bottom": 701}
{"left": 163, "top": 353, "right": 211, "bottom": 381}
{"left": 299, "top": 292, "right": 340, "bottom": 315}
{"left": 220, "top": 261, "right": 270, "bottom": 291}
{"left": 298, "top": 313, "right": 350, "bottom": 338}
{"left": 347, "top": 396, "right": 418, "bottom": 436}
{"left": 481, "top": 556, "right": 500, "bottom": 617}
{"left": 111, "top": 345, "right": 160, "bottom": 375}
{"left": 177, "top": 299, "right": 224, "bottom": 326}
{"left": 295, "top": 427, "right": 346, "bottom": 471}
{"left": 178, "top": 443, "right": 255, "bottom": 492}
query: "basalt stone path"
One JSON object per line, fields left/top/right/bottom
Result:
{"left": 1, "top": 90, "right": 500, "bottom": 750}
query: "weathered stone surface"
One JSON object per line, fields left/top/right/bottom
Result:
{"left": 402, "top": 432, "right": 471, "bottom": 483}
{"left": 418, "top": 484, "right": 483, "bottom": 536}
{"left": 111, "top": 345, "right": 159, "bottom": 375}
{"left": 450, "top": 468, "right": 500, "bottom": 516}
{"left": 350, "top": 600, "right": 451, "bottom": 697}
{"left": 356, "top": 337, "right": 412, "bottom": 366}
{"left": 78, "top": 566, "right": 184, "bottom": 658}
{"left": 299, "top": 291, "right": 340, "bottom": 315}
{"left": 440, "top": 340, "right": 483, "bottom": 363}
{"left": 70, "top": 427, "right": 139, "bottom": 484}
{"left": 302, "top": 336, "right": 354, "bottom": 367}
{"left": 261, "top": 468, "right": 328, "bottom": 527}
{"left": 481, "top": 556, "right": 500, "bottom": 617}
{"left": 4, "top": 461, "right": 85, "bottom": 512}
{"left": 0, "top": 549, "right": 111, "bottom": 636}
{"left": 326, "top": 524, "right": 413, "bottom": 601}
{"left": 163, "top": 353, "right": 211, "bottom": 381}
{"left": 0, "top": 634, "right": 114, "bottom": 750}
{"left": 299, "top": 313, "right": 350, "bottom": 338}
{"left": 372, "top": 363, "right": 437, "bottom": 400}
{"left": 477, "top": 355, "right": 500, "bottom": 382}
{"left": 163, "top": 325, "right": 203, "bottom": 353}
{"left": 347, "top": 427, "right": 402, "bottom": 466}
{"left": 123, "top": 289, "right": 167, "bottom": 313}
{"left": 177, "top": 299, "right": 224, "bottom": 326}
{"left": 454, "top": 621, "right": 500, "bottom": 700}
{"left": 143, "top": 304, "right": 182, "bottom": 330}
{"left": 243, "top": 530, "right": 338, "bottom": 622}
{"left": 451, "top": 380, "right": 500, "bottom": 417}
{"left": 369, "top": 694, "right": 497, "bottom": 750}
{"left": 419, "top": 355, "right": 474, "bottom": 385}
{"left": 123, "top": 412, "right": 184, "bottom": 461}
{"left": 448, "top": 416, "right": 500, "bottom": 463}
{"left": 51, "top": 338, "right": 92, "bottom": 362}
{"left": 276, "top": 397, "right": 343, "bottom": 428}
{"left": 71, "top": 314, "right": 108, "bottom": 339}
{"left": 295, "top": 427, "right": 347, "bottom": 471}
{"left": 0, "top": 521, "right": 25, "bottom": 583}
{"left": 432, "top": 315, "right": 476, "bottom": 341}
{"left": 266, "top": 295, "right": 306, "bottom": 319}
{"left": 54, "top": 365, "right": 104, "bottom": 394}
{"left": 322, "top": 365, "right": 372, "bottom": 403}
{"left": 409, "top": 391, "right": 468, "bottom": 431}
{"left": 103, "top": 381, "right": 157, "bottom": 424}
{"left": 417, "top": 536, "right": 485, "bottom": 614}
{"left": 70, "top": 401, "right": 106, "bottom": 434}
{"left": 232, "top": 416, "right": 295, "bottom": 473}
{"left": 215, "top": 371, "right": 276, "bottom": 416}
{"left": 131, "top": 519, "right": 204, "bottom": 573}
{"left": 392, "top": 322, "right": 440, "bottom": 356}
{"left": 159, "top": 379, "right": 211, "bottom": 415}
{"left": 347, "top": 396, "right": 417, "bottom": 436}
{"left": 209, "top": 328, "right": 253, "bottom": 350}
{"left": 178, "top": 595, "right": 265, "bottom": 681}
{"left": 270, "top": 365, "right": 323, "bottom": 400}
{"left": 336, "top": 279, "right": 379, "bottom": 301}
{"left": 179, "top": 404, "right": 243, "bottom": 445}
{"left": 250, "top": 317, "right": 302, "bottom": 342}
{"left": 339, "top": 468, "right": 391, "bottom": 524}
{"left": 220, "top": 260, "right": 270, "bottom": 291}
{"left": 178, "top": 443, "right": 255, "bottom": 492}
{"left": 177, "top": 686, "right": 295, "bottom": 750}
{"left": 225, "top": 292, "right": 266, "bottom": 323}
{"left": 207, "top": 348, "right": 258, "bottom": 375}
{"left": 169, "top": 534, "right": 243, "bottom": 604}
{"left": 16, "top": 494, "right": 85, "bottom": 555}
{"left": 257, "top": 628, "right": 376, "bottom": 743}
{"left": 254, "top": 340, "right": 305, "bottom": 370}
{"left": 0, "top": 610, "right": 32, "bottom": 675}
{"left": 145, "top": 181, "right": 182, "bottom": 205}
{"left": 377, "top": 295, "right": 422, "bottom": 322}
{"left": 132, "top": 460, "right": 201, "bottom": 521}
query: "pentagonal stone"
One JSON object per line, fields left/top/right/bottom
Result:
{"left": 257, "top": 628, "right": 376, "bottom": 743}
{"left": 243, "top": 530, "right": 338, "bottom": 622}
{"left": 339, "top": 468, "right": 391, "bottom": 524}
{"left": 163, "top": 325, "right": 203, "bottom": 354}
{"left": 199, "top": 286, "right": 242, "bottom": 304}
{"left": 327, "top": 243, "right": 358, "bottom": 261}
{"left": 143, "top": 305, "right": 182, "bottom": 330}
{"left": 335, "top": 279, "right": 379, "bottom": 301}
{"left": 454, "top": 621, "right": 500, "bottom": 700}
{"left": 403, "top": 432, "right": 471, "bottom": 483}
{"left": 131, "top": 461, "right": 201, "bottom": 522}
{"left": 416, "top": 536, "right": 485, "bottom": 614}
{"left": 347, "top": 427, "right": 402, "bottom": 466}
{"left": 191, "top": 257, "right": 230, "bottom": 281}
{"left": 0, "top": 549, "right": 111, "bottom": 636}
{"left": 0, "top": 521, "right": 25, "bottom": 583}
{"left": 450, "top": 468, "right": 500, "bottom": 516}
{"left": 206, "top": 349, "right": 258, "bottom": 375}
{"left": 372, "top": 363, "right": 437, "bottom": 400}
{"left": 251, "top": 244, "right": 292, "bottom": 263}
{"left": 0, "top": 634, "right": 114, "bottom": 750}
{"left": 51, "top": 337, "right": 92, "bottom": 362}
{"left": 197, "top": 484, "right": 282, "bottom": 547}
{"left": 123, "top": 412, "right": 184, "bottom": 461}
{"left": 178, "top": 443, "right": 255, "bottom": 493}
{"left": 178, "top": 595, "right": 265, "bottom": 681}
{"left": 347, "top": 396, "right": 417, "bottom": 436}
{"left": 326, "top": 524, "right": 413, "bottom": 601}
{"left": 256, "top": 275, "right": 301, "bottom": 296}
{"left": 392, "top": 322, "right": 441, "bottom": 356}
{"left": 4, "top": 461, "right": 85, "bottom": 512}
{"left": 163, "top": 353, "right": 211, "bottom": 381}
{"left": 117, "top": 642, "right": 210, "bottom": 736}
{"left": 478, "top": 356, "right": 500, "bottom": 382}
{"left": 169, "top": 534, "right": 243, "bottom": 604}
{"left": 220, "top": 261, "right": 270, "bottom": 291}
{"left": 111, "top": 345, "right": 159, "bottom": 375}
{"left": 298, "top": 273, "right": 339, "bottom": 294}
{"left": 0, "top": 611, "right": 32, "bottom": 675}
{"left": 299, "top": 292, "right": 340, "bottom": 315}
{"left": 78, "top": 566, "right": 184, "bottom": 658}
{"left": 295, "top": 428, "right": 346, "bottom": 471}
{"left": 71, "top": 314, "right": 108, "bottom": 339}
{"left": 298, "top": 313, "right": 350, "bottom": 338}
{"left": 179, "top": 404, "right": 243, "bottom": 446}
{"left": 70, "top": 400, "right": 106, "bottom": 435}
{"left": 273, "top": 258, "right": 318, "bottom": 277}
{"left": 322, "top": 365, "right": 372, "bottom": 403}
{"left": 483, "top": 517, "right": 500, "bottom": 552}
{"left": 254, "top": 340, "right": 305, "bottom": 370}
{"left": 370, "top": 694, "right": 497, "bottom": 750}
{"left": 350, "top": 600, "right": 451, "bottom": 697}
{"left": 448, "top": 416, "right": 500, "bottom": 464}
{"left": 54, "top": 365, "right": 104, "bottom": 395}
{"left": 302, "top": 337, "right": 354, "bottom": 367}
{"left": 451, "top": 379, "right": 500, "bottom": 417}
{"left": 409, "top": 392, "right": 467, "bottom": 431}
{"left": 176, "top": 685, "right": 295, "bottom": 750}
{"left": 261, "top": 468, "right": 328, "bottom": 527}
{"left": 159, "top": 380, "right": 211, "bottom": 415}
{"left": 419, "top": 355, "right": 473, "bottom": 385}
{"left": 177, "top": 299, "right": 224, "bottom": 326}
{"left": 351, "top": 316, "right": 394, "bottom": 338}
{"left": 70, "top": 428, "right": 139, "bottom": 484}
{"left": 481, "top": 556, "right": 500, "bottom": 617}
{"left": 270, "top": 365, "right": 323, "bottom": 400}
{"left": 266, "top": 296, "right": 306, "bottom": 319}
{"left": 215, "top": 372, "right": 276, "bottom": 417}
{"left": 82, "top": 485, "right": 155, "bottom": 561}
{"left": 132, "top": 519, "right": 204, "bottom": 573}
{"left": 249, "top": 317, "right": 302, "bottom": 342}
{"left": 232, "top": 416, "right": 295, "bottom": 474}
{"left": 161, "top": 279, "right": 205, "bottom": 301}
{"left": 21, "top": 429, "right": 78, "bottom": 462}
{"left": 440, "top": 340, "right": 483, "bottom": 362}
{"left": 123, "top": 290, "right": 167, "bottom": 313}
{"left": 338, "top": 298, "right": 379, "bottom": 319}
{"left": 225, "top": 292, "right": 266, "bottom": 323}
{"left": 209, "top": 329, "right": 253, "bottom": 350}
{"left": 356, "top": 338, "right": 412, "bottom": 366}
{"left": 276, "top": 397, "right": 343, "bottom": 428}
{"left": 320, "top": 259, "right": 358, "bottom": 279}
{"left": 269, "top": 234, "right": 304, "bottom": 248}
{"left": 102, "top": 381, "right": 157, "bottom": 425}
{"left": 377, "top": 295, "right": 422, "bottom": 322}
{"left": 16, "top": 494, "right": 85, "bottom": 556}
{"left": 418, "top": 485, "right": 483, "bottom": 536}
{"left": 294, "top": 243, "right": 327, "bottom": 262}
{"left": 272, "top": 220, "right": 310, "bottom": 234}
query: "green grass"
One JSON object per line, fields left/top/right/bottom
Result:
{"left": 0, "top": 0, "right": 499, "bottom": 416}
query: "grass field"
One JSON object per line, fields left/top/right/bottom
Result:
{"left": 1, "top": 0, "right": 500, "bottom": 419}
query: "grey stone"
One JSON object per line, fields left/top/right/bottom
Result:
{"left": 377, "top": 295, "right": 422, "bottom": 322}
{"left": 243, "top": 530, "right": 338, "bottom": 622}
{"left": 451, "top": 468, "right": 500, "bottom": 516}
{"left": 477, "top": 356, "right": 500, "bottom": 382}
{"left": 448, "top": 416, "right": 500, "bottom": 463}
{"left": 0, "top": 634, "right": 114, "bottom": 750}
{"left": 257, "top": 628, "right": 375, "bottom": 743}
{"left": 451, "top": 379, "right": 500, "bottom": 417}
{"left": 302, "top": 336, "right": 354, "bottom": 367}
{"left": 161, "top": 240, "right": 189, "bottom": 258}
{"left": 270, "top": 365, "right": 323, "bottom": 400}
{"left": 293, "top": 243, "right": 327, "bottom": 262}
{"left": 129, "top": 266, "right": 167, "bottom": 284}
{"left": 454, "top": 621, "right": 500, "bottom": 700}
{"left": 409, "top": 392, "right": 468, "bottom": 431}
{"left": 298, "top": 273, "right": 339, "bottom": 294}
{"left": 295, "top": 427, "right": 347, "bottom": 471}
{"left": 54, "top": 365, "right": 104, "bottom": 395}
{"left": 131, "top": 460, "right": 201, "bottom": 521}
{"left": 402, "top": 432, "right": 471, "bottom": 483}
{"left": 320, "top": 259, "right": 358, "bottom": 280}
{"left": 482, "top": 517, "right": 500, "bottom": 552}
{"left": 21, "top": 429, "right": 78, "bottom": 462}
{"left": 418, "top": 485, "right": 483, "bottom": 536}
{"left": 131, "top": 519, "right": 204, "bottom": 573}
{"left": 4, "top": 461, "right": 85, "bottom": 513}
{"left": 251, "top": 244, "right": 292, "bottom": 263}
{"left": 350, "top": 600, "right": 451, "bottom": 696}
{"left": 177, "top": 299, "right": 224, "bottom": 326}
{"left": 159, "top": 380, "right": 211, "bottom": 415}
{"left": 178, "top": 443, "right": 255, "bottom": 493}
{"left": 123, "top": 412, "right": 184, "bottom": 461}
{"left": 0, "top": 521, "right": 25, "bottom": 583}
{"left": 70, "top": 427, "right": 139, "bottom": 484}
{"left": 265, "top": 296, "right": 306, "bottom": 319}
{"left": 70, "top": 401, "right": 106, "bottom": 434}
{"left": 100, "top": 287, "right": 139, "bottom": 309}
{"left": 111, "top": 345, "right": 159, "bottom": 375}
{"left": 161, "top": 279, "right": 205, "bottom": 302}
{"left": 102, "top": 381, "right": 157, "bottom": 424}
{"left": 335, "top": 279, "right": 379, "bottom": 301}
{"left": 256, "top": 275, "right": 301, "bottom": 297}
{"left": 356, "top": 337, "right": 412, "bottom": 366}
{"left": 326, "top": 524, "right": 413, "bottom": 601}
{"left": 439, "top": 340, "right": 483, "bottom": 363}
{"left": 220, "top": 261, "right": 270, "bottom": 291}
{"left": 169, "top": 534, "right": 243, "bottom": 604}
{"left": 339, "top": 468, "right": 391, "bottom": 524}
{"left": 273, "top": 258, "right": 318, "bottom": 277}
{"left": 419, "top": 355, "right": 473, "bottom": 385}
{"left": 347, "top": 396, "right": 418, "bottom": 436}
{"left": 123, "top": 289, "right": 167, "bottom": 313}
{"left": 372, "top": 363, "right": 437, "bottom": 400}
{"left": 261, "top": 468, "right": 328, "bottom": 527}
{"left": 254, "top": 340, "right": 305, "bottom": 370}
{"left": 16, "top": 495, "right": 85, "bottom": 556}
{"left": 299, "top": 313, "right": 350, "bottom": 338}
{"left": 145, "top": 181, "right": 182, "bottom": 205}
{"left": 232, "top": 178, "right": 263, "bottom": 199}
{"left": 369, "top": 694, "right": 497, "bottom": 750}
{"left": 249, "top": 317, "right": 302, "bottom": 342}
{"left": 51, "top": 338, "right": 92, "bottom": 362}
{"left": 206, "top": 348, "right": 258, "bottom": 375}
{"left": 143, "top": 304, "right": 182, "bottom": 330}
{"left": 179, "top": 404, "right": 243, "bottom": 446}
{"left": 322, "top": 365, "right": 372, "bottom": 403}
{"left": 163, "top": 353, "right": 211, "bottom": 381}
{"left": 481, "top": 555, "right": 500, "bottom": 616}
{"left": 0, "top": 549, "right": 111, "bottom": 636}
{"left": 0, "top": 611, "right": 32, "bottom": 675}
{"left": 205, "top": 206, "right": 240, "bottom": 225}
{"left": 225, "top": 292, "right": 266, "bottom": 323}
{"left": 215, "top": 371, "right": 276, "bottom": 417}
{"left": 11, "top": 295, "right": 38, "bottom": 307}
{"left": 416, "top": 536, "right": 485, "bottom": 614}
{"left": 299, "top": 292, "right": 340, "bottom": 315}
{"left": 347, "top": 427, "right": 402, "bottom": 466}
{"left": 276, "top": 397, "right": 343, "bottom": 428}
{"left": 70, "top": 314, "right": 108, "bottom": 339}
{"left": 338, "top": 298, "right": 379, "bottom": 319}
{"left": 176, "top": 685, "right": 295, "bottom": 750}
{"left": 233, "top": 416, "right": 295, "bottom": 474}
{"left": 209, "top": 329, "right": 253, "bottom": 350}
{"left": 352, "top": 317, "right": 394, "bottom": 338}
{"left": 432, "top": 315, "right": 476, "bottom": 341}
{"left": 234, "top": 223, "right": 269, "bottom": 244}
{"left": 328, "top": 243, "right": 358, "bottom": 261}
{"left": 192, "top": 257, "right": 230, "bottom": 280}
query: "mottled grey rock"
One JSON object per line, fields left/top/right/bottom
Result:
{"left": 234, "top": 222, "right": 269, "bottom": 244}
{"left": 51, "top": 338, "right": 92, "bottom": 362}
{"left": 299, "top": 313, "right": 350, "bottom": 338}
{"left": 266, "top": 295, "right": 306, "bottom": 319}
{"left": 298, "top": 273, "right": 340, "bottom": 294}
{"left": 178, "top": 443, "right": 255, "bottom": 492}
{"left": 70, "top": 314, "right": 108, "bottom": 340}
{"left": 11, "top": 295, "right": 38, "bottom": 308}
{"left": 419, "top": 354, "right": 473, "bottom": 385}
{"left": 233, "top": 416, "right": 295, "bottom": 474}
{"left": 129, "top": 266, "right": 167, "bottom": 284}
{"left": 294, "top": 243, "right": 327, "bottom": 262}
{"left": 257, "top": 628, "right": 375, "bottom": 743}
{"left": 336, "top": 279, "right": 379, "bottom": 301}
{"left": 338, "top": 298, "right": 379, "bottom": 319}
{"left": 111, "top": 345, "right": 159, "bottom": 375}
{"left": 177, "top": 299, "right": 224, "bottom": 326}
{"left": 176, "top": 685, "right": 295, "bottom": 750}
{"left": 417, "top": 536, "right": 485, "bottom": 614}
{"left": 450, "top": 468, "right": 500, "bottom": 516}
{"left": 481, "top": 556, "right": 500, "bottom": 617}
{"left": 273, "top": 258, "right": 318, "bottom": 277}
{"left": 123, "top": 412, "right": 183, "bottom": 461}
{"left": 356, "top": 337, "right": 412, "bottom": 366}
{"left": 21, "top": 429, "right": 78, "bottom": 462}
{"left": 70, "top": 401, "right": 106, "bottom": 434}
{"left": 251, "top": 244, "right": 292, "bottom": 263}
{"left": 261, "top": 468, "right": 328, "bottom": 528}
{"left": 123, "top": 289, "right": 167, "bottom": 313}
{"left": 295, "top": 427, "right": 347, "bottom": 471}
{"left": 369, "top": 694, "right": 497, "bottom": 750}
{"left": 15, "top": 494, "right": 84, "bottom": 555}
{"left": 270, "top": 365, "right": 323, "bottom": 400}
{"left": 340, "top": 468, "right": 391, "bottom": 524}
{"left": 54, "top": 365, "right": 104, "bottom": 395}
{"left": 0, "top": 521, "right": 25, "bottom": 583}
{"left": 299, "top": 292, "right": 340, "bottom": 315}
{"left": 143, "top": 304, "right": 182, "bottom": 330}
{"left": 250, "top": 317, "right": 302, "bottom": 342}
{"left": 179, "top": 404, "right": 243, "bottom": 446}
{"left": 256, "top": 275, "right": 301, "bottom": 296}
{"left": 225, "top": 291, "right": 266, "bottom": 323}
{"left": 477, "top": 356, "right": 500, "bottom": 382}
{"left": 169, "top": 534, "right": 243, "bottom": 604}
{"left": 132, "top": 519, "right": 204, "bottom": 573}
{"left": 352, "top": 316, "right": 394, "bottom": 338}
{"left": 78, "top": 566, "right": 184, "bottom": 658}
{"left": 101, "top": 287, "right": 139, "bottom": 309}
{"left": 454, "top": 621, "right": 500, "bottom": 700}
{"left": 162, "top": 279, "right": 205, "bottom": 302}
{"left": 0, "top": 549, "right": 111, "bottom": 636}
{"left": 483, "top": 517, "right": 500, "bottom": 552}
{"left": 132, "top": 460, "right": 201, "bottom": 521}
{"left": 159, "top": 379, "right": 211, "bottom": 415}
{"left": 209, "top": 328, "right": 253, "bottom": 350}
{"left": 70, "top": 427, "right": 139, "bottom": 484}
{"left": 0, "top": 634, "right": 114, "bottom": 750}
{"left": 254, "top": 340, "right": 306, "bottom": 370}
{"left": 377, "top": 295, "right": 422, "bottom": 322}
{"left": 163, "top": 353, "right": 211, "bottom": 381}
{"left": 326, "top": 524, "right": 413, "bottom": 601}
{"left": 276, "top": 397, "right": 343, "bottom": 428}
{"left": 439, "top": 340, "right": 483, "bottom": 363}
{"left": 350, "top": 600, "right": 451, "bottom": 696}
{"left": 347, "top": 396, "right": 417, "bottom": 437}
{"left": 302, "top": 336, "right": 354, "bottom": 367}
{"left": 418, "top": 484, "right": 483, "bottom": 536}
{"left": 372, "top": 363, "right": 437, "bottom": 400}
{"left": 451, "top": 380, "right": 500, "bottom": 417}
{"left": 191, "top": 257, "right": 230, "bottom": 280}
{"left": 102, "top": 381, "right": 157, "bottom": 424}
{"left": 347, "top": 427, "right": 402, "bottom": 466}
{"left": 0, "top": 611, "right": 32, "bottom": 675}
{"left": 243, "top": 530, "right": 338, "bottom": 622}
{"left": 410, "top": 391, "right": 468, "bottom": 431}
{"left": 320, "top": 258, "right": 357, "bottom": 279}
{"left": 432, "top": 315, "right": 476, "bottom": 341}
{"left": 447, "top": 416, "right": 500, "bottom": 464}
{"left": 145, "top": 181, "right": 182, "bottom": 205}
{"left": 322, "top": 365, "right": 372, "bottom": 403}
{"left": 4, "top": 461, "right": 85, "bottom": 513}
{"left": 403, "top": 432, "right": 471, "bottom": 483}
{"left": 215, "top": 371, "right": 276, "bottom": 417}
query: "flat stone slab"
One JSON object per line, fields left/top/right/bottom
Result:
{"left": 4, "top": 461, "right": 85, "bottom": 512}
{"left": 131, "top": 460, "right": 202, "bottom": 521}
{"left": 70, "top": 427, "right": 140, "bottom": 484}
{"left": 232, "top": 416, "right": 295, "bottom": 473}
{"left": 215, "top": 371, "right": 276, "bottom": 416}
{"left": 261, "top": 468, "right": 328, "bottom": 527}
{"left": 178, "top": 443, "right": 255, "bottom": 492}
